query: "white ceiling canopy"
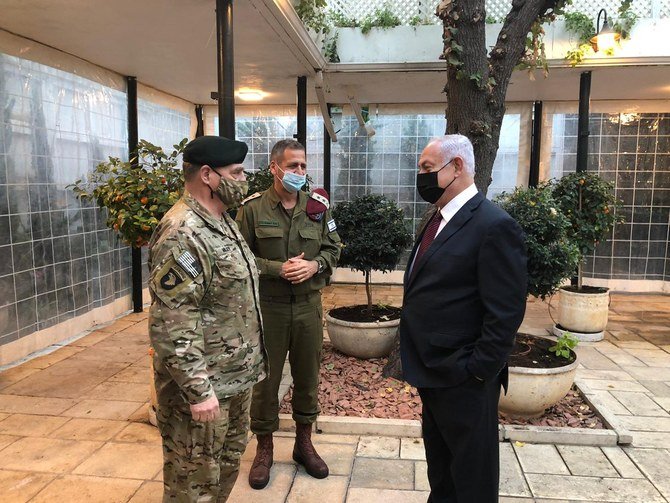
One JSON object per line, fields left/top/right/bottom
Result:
{"left": 0, "top": 0, "right": 319, "bottom": 105}
{"left": 1, "top": 0, "right": 669, "bottom": 107}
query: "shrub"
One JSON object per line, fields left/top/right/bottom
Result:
{"left": 552, "top": 172, "right": 624, "bottom": 288}
{"left": 333, "top": 194, "right": 412, "bottom": 308}
{"left": 495, "top": 184, "right": 581, "bottom": 300}
{"left": 70, "top": 139, "right": 186, "bottom": 247}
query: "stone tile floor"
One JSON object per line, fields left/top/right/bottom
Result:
{"left": 0, "top": 285, "right": 668, "bottom": 502}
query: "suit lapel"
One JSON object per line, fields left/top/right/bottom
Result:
{"left": 404, "top": 206, "right": 437, "bottom": 291}
{"left": 406, "top": 193, "right": 484, "bottom": 289}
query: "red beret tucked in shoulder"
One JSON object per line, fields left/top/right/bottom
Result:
{"left": 306, "top": 188, "right": 330, "bottom": 222}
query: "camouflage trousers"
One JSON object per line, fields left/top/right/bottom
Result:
{"left": 156, "top": 388, "right": 252, "bottom": 503}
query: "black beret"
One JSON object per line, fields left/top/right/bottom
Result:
{"left": 183, "top": 135, "right": 248, "bottom": 167}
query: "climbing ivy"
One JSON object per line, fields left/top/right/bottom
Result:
{"left": 295, "top": 0, "right": 330, "bottom": 35}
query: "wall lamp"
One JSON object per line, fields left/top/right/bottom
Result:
{"left": 590, "top": 9, "right": 620, "bottom": 52}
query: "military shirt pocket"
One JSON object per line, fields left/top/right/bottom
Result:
{"left": 255, "top": 226, "right": 283, "bottom": 259}
{"left": 213, "top": 254, "right": 251, "bottom": 295}
{"left": 255, "top": 226, "right": 283, "bottom": 239}
{"left": 299, "top": 227, "right": 321, "bottom": 258}
{"left": 150, "top": 254, "right": 203, "bottom": 310}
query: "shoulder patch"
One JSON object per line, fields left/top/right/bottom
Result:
{"left": 176, "top": 250, "right": 203, "bottom": 279}
{"left": 241, "top": 192, "right": 262, "bottom": 205}
{"left": 327, "top": 218, "right": 337, "bottom": 232}
{"left": 160, "top": 268, "right": 185, "bottom": 290}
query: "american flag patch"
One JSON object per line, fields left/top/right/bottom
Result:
{"left": 176, "top": 250, "right": 203, "bottom": 279}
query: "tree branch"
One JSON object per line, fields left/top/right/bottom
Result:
{"left": 488, "top": 0, "right": 565, "bottom": 106}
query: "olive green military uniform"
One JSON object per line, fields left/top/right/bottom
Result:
{"left": 149, "top": 192, "right": 267, "bottom": 503}
{"left": 235, "top": 186, "right": 341, "bottom": 434}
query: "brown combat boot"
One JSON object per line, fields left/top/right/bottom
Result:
{"left": 292, "top": 423, "right": 329, "bottom": 479}
{"left": 248, "top": 433, "right": 273, "bottom": 489}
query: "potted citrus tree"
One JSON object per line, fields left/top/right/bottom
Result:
{"left": 326, "top": 194, "right": 412, "bottom": 359}
{"left": 70, "top": 138, "right": 186, "bottom": 426}
{"left": 495, "top": 184, "right": 583, "bottom": 417}
{"left": 552, "top": 172, "right": 623, "bottom": 341}
{"left": 70, "top": 139, "right": 186, "bottom": 247}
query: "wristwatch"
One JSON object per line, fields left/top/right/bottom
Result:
{"left": 316, "top": 260, "right": 325, "bottom": 274}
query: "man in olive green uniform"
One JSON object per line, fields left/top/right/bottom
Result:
{"left": 148, "top": 135, "right": 267, "bottom": 503}
{"left": 236, "top": 139, "right": 341, "bottom": 489}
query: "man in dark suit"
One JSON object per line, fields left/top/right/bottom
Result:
{"left": 400, "top": 134, "right": 527, "bottom": 502}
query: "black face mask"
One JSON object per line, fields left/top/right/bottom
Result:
{"left": 416, "top": 160, "right": 456, "bottom": 204}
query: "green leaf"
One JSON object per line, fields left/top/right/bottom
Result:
{"left": 68, "top": 138, "right": 186, "bottom": 247}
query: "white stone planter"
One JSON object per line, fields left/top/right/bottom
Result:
{"left": 333, "top": 19, "right": 670, "bottom": 65}
{"left": 325, "top": 311, "right": 399, "bottom": 359}
{"left": 499, "top": 354, "right": 579, "bottom": 418}
{"left": 558, "top": 287, "right": 609, "bottom": 336}
{"left": 336, "top": 25, "right": 442, "bottom": 63}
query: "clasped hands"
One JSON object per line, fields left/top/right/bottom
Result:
{"left": 280, "top": 252, "right": 318, "bottom": 284}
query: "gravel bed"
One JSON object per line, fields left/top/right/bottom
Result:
{"left": 279, "top": 343, "right": 604, "bottom": 429}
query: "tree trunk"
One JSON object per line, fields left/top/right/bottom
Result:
{"left": 365, "top": 270, "right": 372, "bottom": 310}
{"left": 439, "top": 0, "right": 567, "bottom": 194}
{"left": 382, "top": 327, "right": 403, "bottom": 380}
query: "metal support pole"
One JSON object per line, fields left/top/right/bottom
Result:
{"left": 195, "top": 105, "right": 204, "bottom": 137}
{"left": 216, "top": 0, "right": 235, "bottom": 138}
{"left": 323, "top": 103, "right": 332, "bottom": 194}
{"left": 295, "top": 76, "right": 307, "bottom": 149}
{"left": 576, "top": 71, "right": 592, "bottom": 173}
{"left": 528, "top": 101, "right": 542, "bottom": 187}
{"left": 126, "top": 76, "right": 143, "bottom": 313}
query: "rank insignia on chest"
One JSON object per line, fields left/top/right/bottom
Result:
{"left": 176, "top": 250, "right": 203, "bottom": 278}
{"left": 160, "top": 268, "right": 184, "bottom": 290}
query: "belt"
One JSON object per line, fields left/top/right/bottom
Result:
{"left": 260, "top": 292, "right": 320, "bottom": 304}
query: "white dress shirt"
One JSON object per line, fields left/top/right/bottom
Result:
{"left": 435, "top": 183, "right": 479, "bottom": 236}
{"left": 409, "top": 183, "right": 479, "bottom": 274}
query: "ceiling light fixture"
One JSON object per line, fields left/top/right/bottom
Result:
{"left": 236, "top": 89, "right": 266, "bottom": 102}
{"left": 590, "top": 9, "right": 620, "bottom": 53}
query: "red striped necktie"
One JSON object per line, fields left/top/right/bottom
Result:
{"left": 413, "top": 210, "right": 443, "bottom": 272}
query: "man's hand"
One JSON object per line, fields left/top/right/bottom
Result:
{"left": 190, "top": 395, "right": 220, "bottom": 422}
{"left": 281, "top": 252, "right": 318, "bottom": 284}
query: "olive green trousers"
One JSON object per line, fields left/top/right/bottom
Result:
{"left": 250, "top": 295, "right": 323, "bottom": 434}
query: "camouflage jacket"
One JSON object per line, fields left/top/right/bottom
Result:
{"left": 235, "top": 186, "right": 342, "bottom": 298}
{"left": 148, "top": 192, "right": 267, "bottom": 411}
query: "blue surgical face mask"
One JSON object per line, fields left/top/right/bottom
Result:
{"left": 278, "top": 166, "right": 306, "bottom": 193}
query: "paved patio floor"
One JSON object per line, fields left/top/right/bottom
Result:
{"left": 0, "top": 285, "right": 668, "bottom": 502}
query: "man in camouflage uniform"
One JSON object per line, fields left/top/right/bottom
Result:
{"left": 148, "top": 135, "right": 267, "bottom": 503}
{"left": 236, "top": 139, "right": 341, "bottom": 489}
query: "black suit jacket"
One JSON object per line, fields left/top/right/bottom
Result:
{"left": 400, "top": 192, "right": 528, "bottom": 389}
